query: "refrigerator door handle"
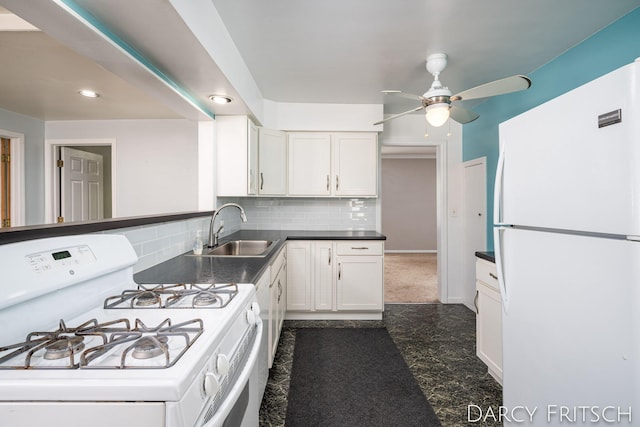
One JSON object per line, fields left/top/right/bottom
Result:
{"left": 493, "top": 146, "right": 506, "bottom": 226}
{"left": 494, "top": 226, "right": 509, "bottom": 313}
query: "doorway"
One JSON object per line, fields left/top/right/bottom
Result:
{"left": 44, "top": 138, "right": 115, "bottom": 224}
{"left": 58, "top": 146, "right": 106, "bottom": 222}
{"left": 0, "top": 129, "right": 25, "bottom": 227}
{"left": 381, "top": 147, "right": 439, "bottom": 303}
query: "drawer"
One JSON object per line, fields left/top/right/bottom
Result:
{"left": 270, "top": 246, "right": 286, "bottom": 283}
{"left": 476, "top": 258, "right": 499, "bottom": 291}
{"left": 336, "top": 241, "right": 383, "bottom": 256}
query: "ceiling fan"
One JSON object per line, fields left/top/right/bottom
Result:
{"left": 374, "top": 53, "right": 531, "bottom": 127}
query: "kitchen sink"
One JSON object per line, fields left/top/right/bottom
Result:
{"left": 192, "top": 240, "right": 277, "bottom": 257}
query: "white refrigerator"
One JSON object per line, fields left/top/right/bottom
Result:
{"left": 494, "top": 58, "right": 640, "bottom": 425}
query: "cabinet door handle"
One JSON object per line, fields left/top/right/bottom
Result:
{"left": 328, "top": 248, "right": 332, "bottom": 265}
{"left": 277, "top": 279, "right": 282, "bottom": 301}
{"left": 489, "top": 272, "right": 498, "bottom": 280}
{"left": 336, "top": 175, "right": 339, "bottom": 191}
{"left": 260, "top": 172, "right": 264, "bottom": 190}
{"left": 474, "top": 290, "right": 479, "bottom": 314}
{"left": 326, "top": 175, "right": 330, "bottom": 191}
{"left": 338, "top": 263, "right": 342, "bottom": 280}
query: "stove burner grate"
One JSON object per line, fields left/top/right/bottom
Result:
{"left": 0, "top": 318, "right": 203, "bottom": 369}
{"left": 103, "top": 283, "right": 238, "bottom": 309}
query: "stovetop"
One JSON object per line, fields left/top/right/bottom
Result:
{"left": 0, "top": 235, "right": 259, "bottom": 402}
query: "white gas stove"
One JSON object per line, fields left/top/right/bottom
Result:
{"left": 0, "top": 234, "right": 262, "bottom": 427}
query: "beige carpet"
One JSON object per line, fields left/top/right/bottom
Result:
{"left": 384, "top": 253, "right": 439, "bottom": 303}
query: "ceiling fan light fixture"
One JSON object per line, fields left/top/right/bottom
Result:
{"left": 425, "top": 103, "right": 450, "bottom": 127}
{"left": 209, "top": 94, "right": 233, "bottom": 104}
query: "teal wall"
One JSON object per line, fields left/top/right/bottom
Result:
{"left": 463, "top": 7, "right": 640, "bottom": 250}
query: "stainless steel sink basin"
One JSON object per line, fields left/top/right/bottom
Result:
{"left": 192, "top": 240, "right": 277, "bottom": 257}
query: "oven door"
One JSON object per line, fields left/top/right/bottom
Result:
{"left": 201, "top": 320, "right": 262, "bottom": 427}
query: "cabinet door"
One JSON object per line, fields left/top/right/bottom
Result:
{"left": 333, "top": 133, "right": 378, "bottom": 196}
{"left": 476, "top": 280, "right": 503, "bottom": 382}
{"left": 288, "top": 133, "right": 331, "bottom": 195}
{"left": 216, "top": 116, "right": 250, "bottom": 197}
{"left": 269, "top": 263, "right": 286, "bottom": 368}
{"left": 336, "top": 256, "right": 383, "bottom": 310}
{"left": 258, "top": 128, "right": 287, "bottom": 195}
{"left": 247, "top": 121, "right": 259, "bottom": 195}
{"left": 254, "top": 271, "right": 270, "bottom": 393}
{"left": 286, "top": 241, "right": 312, "bottom": 311}
{"left": 275, "top": 263, "right": 286, "bottom": 334}
{"left": 314, "top": 242, "right": 334, "bottom": 311}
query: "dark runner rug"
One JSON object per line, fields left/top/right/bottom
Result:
{"left": 285, "top": 328, "right": 441, "bottom": 427}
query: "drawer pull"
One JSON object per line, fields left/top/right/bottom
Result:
{"left": 351, "top": 247, "right": 369, "bottom": 250}
{"left": 489, "top": 272, "right": 498, "bottom": 280}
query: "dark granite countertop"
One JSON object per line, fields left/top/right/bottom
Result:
{"left": 475, "top": 251, "right": 495, "bottom": 263}
{"left": 134, "top": 229, "right": 386, "bottom": 285}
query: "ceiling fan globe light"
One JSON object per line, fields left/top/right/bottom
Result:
{"left": 425, "top": 104, "right": 450, "bottom": 127}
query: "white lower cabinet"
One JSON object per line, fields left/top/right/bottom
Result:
{"left": 254, "top": 268, "right": 270, "bottom": 400}
{"left": 286, "top": 240, "right": 383, "bottom": 320}
{"left": 268, "top": 247, "right": 286, "bottom": 368}
{"left": 475, "top": 257, "right": 503, "bottom": 384}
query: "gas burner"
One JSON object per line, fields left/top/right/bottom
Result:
{"left": 133, "top": 291, "right": 161, "bottom": 307}
{"left": 43, "top": 336, "right": 85, "bottom": 360}
{"left": 131, "top": 336, "right": 169, "bottom": 360}
{"left": 192, "top": 291, "right": 221, "bottom": 307}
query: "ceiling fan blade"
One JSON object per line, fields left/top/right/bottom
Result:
{"left": 449, "top": 105, "right": 480, "bottom": 124}
{"left": 381, "top": 90, "right": 424, "bottom": 101}
{"left": 373, "top": 106, "right": 424, "bottom": 125}
{"left": 451, "top": 75, "right": 531, "bottom": 101}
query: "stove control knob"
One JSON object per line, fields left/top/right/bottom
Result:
{"left": 247, "top": 303, "right": 260, "bottom": 325}
{"left": 203, "top": 372, "right": 220, "bottom": 396}
{"left": 216, "top": 354, "right": 230, "bottom": 375}
{"left": 246, "top": 309, "right": 256, "bottom": 325}
{"left": 251, "top": 302, "right": 261, "bottom": 317}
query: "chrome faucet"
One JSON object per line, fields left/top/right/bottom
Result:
{"left": 208, "top": 203, "right": 247, "bottom": 248}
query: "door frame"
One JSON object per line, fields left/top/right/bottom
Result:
{"left": 0, "top": 129, "right": 25, "bottom": 227}
{"left": 378, "top": 142, "right": 448, "bottom": 302}
{"left": 44, "top": 138, "right": 117, "bottom": 224}
{"left": 463, "top": 157, "right": 487, "bottom": 310}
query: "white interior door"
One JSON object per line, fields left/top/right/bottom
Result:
{"left": 463, "top": 158, "right": 486, "bottom": 309}
{"left": 60, "top": 147, "right": 104, "bottom": 222}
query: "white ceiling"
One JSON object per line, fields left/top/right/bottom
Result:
{"left": 0, "top": 1, "right": 638, "bottom": 121}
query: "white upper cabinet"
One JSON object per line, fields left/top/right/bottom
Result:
{"left": 257, "top": 128, "right": 287, "bottom": 195}
{"left": 288, "top": 132, "right": 378, "bottom": 197}
{"left": 217, "top": 120, "right": 378, "bottom": 198}
{"left": 217, "top": 116, "right": 256, "bottom": 197}
{"left": 333, "top": 133, "right": 377, "bottom": 196}
{"left": 287, "top": 132, "right": 332, "bottom": 196}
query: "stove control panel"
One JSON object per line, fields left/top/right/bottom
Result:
{"left": 26, "top": 245, "right": 97, "bottom": 274}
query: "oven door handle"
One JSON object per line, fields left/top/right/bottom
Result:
{"left": 200, "top": 321, "right": 263, "bottom": 427}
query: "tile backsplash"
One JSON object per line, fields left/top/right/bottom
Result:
{"left": 217, "top": 197, "right": 377, "bottom": 232}
{"left": 103, "top": 216, "right": 210, "bottom": 273}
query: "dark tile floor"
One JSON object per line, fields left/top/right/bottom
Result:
{"left": 259, "top": 304, "right": 502, "bottom": 427}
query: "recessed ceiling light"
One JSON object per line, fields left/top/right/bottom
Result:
{"left": 209, "top": 94, "right": 232, "bottom": 104}
{"left": 78, "top": 89, "right": 99, "bottom": 98}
